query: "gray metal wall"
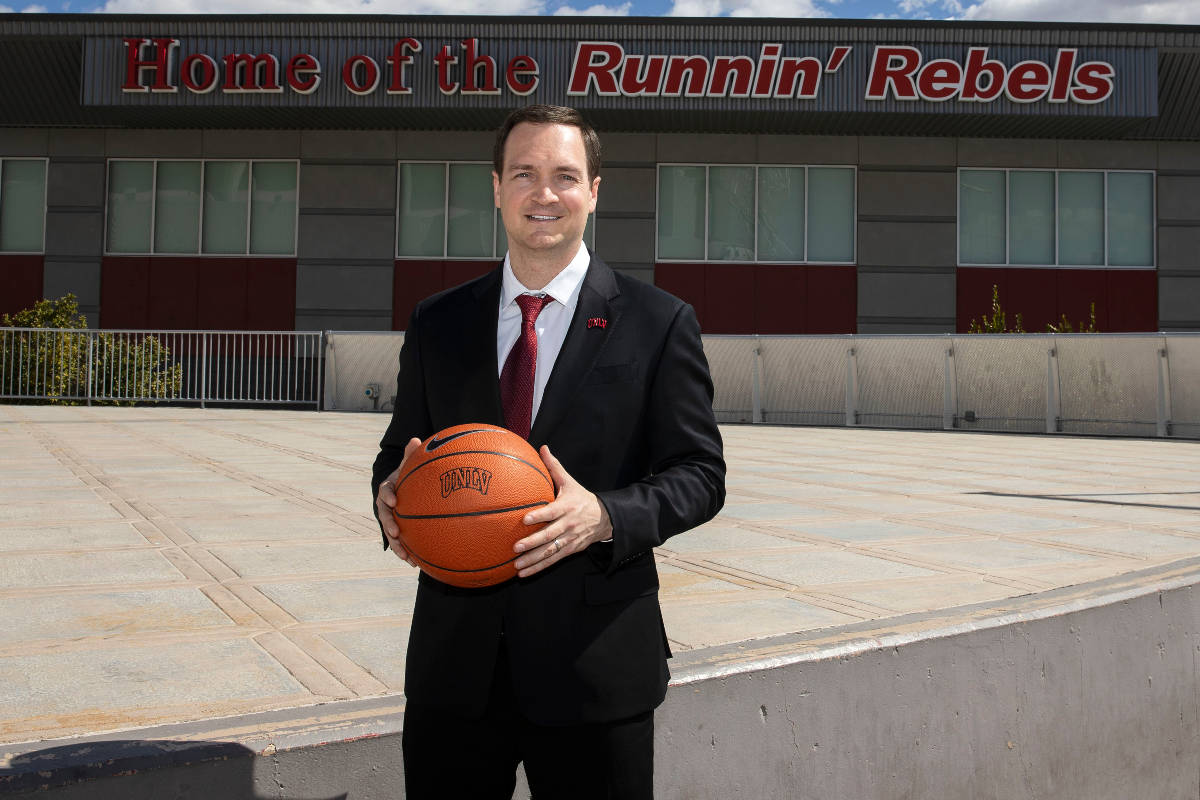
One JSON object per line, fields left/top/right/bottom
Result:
{"left": 2, "top": 126, "right": 1198, "bottom": 332}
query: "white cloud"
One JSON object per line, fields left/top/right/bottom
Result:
{"left": 97, "top": 0, "right": 543, "bottom": 13}
{"left": 553, "top": 1, "right": 632, "bottom": 13}
{"left": 0, "top": 3, "right": 48, "bottom": 9}
{"left": 669, "top": 0, "right": 832, "bottom": 17}
{"left": 954, "top": 0, "right": 1200, "bottom": 23}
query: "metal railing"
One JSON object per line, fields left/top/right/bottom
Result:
{"left": 0, "top": 328, "right": 324, "bottom": 407}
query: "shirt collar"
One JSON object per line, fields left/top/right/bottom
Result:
{"left": 501, "top": 242, "right": 591, "bottom": 310}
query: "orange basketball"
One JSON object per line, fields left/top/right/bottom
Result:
{"left": 391, "top": 423, "right": 555, "bottom": 588}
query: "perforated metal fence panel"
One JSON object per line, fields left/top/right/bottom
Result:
{"left": 854, "top": 336, "right": 947, "bottom": 430}
{"left": 324, "top": 332, "right": 405, "bottom": 412}
{"left": 1166, "top": 334, "right": 1200, "bottom": 439}
{"left": 951, "top": 335, "right": 1049, "bottom": 434}
{"left": 759, "top": 337, "right": 849, "bottom": 426}
{"left": 1055, "top": 335, "right": 1161, "bottom": 437}
{"left": 702, "top": 336, "right": 759, "bottom": 424}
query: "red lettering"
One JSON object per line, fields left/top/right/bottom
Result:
{"left": 434, "top": 45, "right": 459, "bottom": 94}
{"left": 386, "top": 38, "right": 420, "bottom": 95}
{"left": 825, "top": 46, "right": 851, "bottom": 73}
{"left": 960, "top": 47, "right": 1005, "bottom": 102}
{"left": 181, "top": 53, "right": 218, "bottom": 94}
{"left": 620, "top": 55, "right": 666, "bottom": 96}
{"left": 1072, "top": 61, "right": 1115, "bottom": 104}
{"left": 917, "top": 59, "right": 962, "bottom": 101}
{"left": 775, "top": 57, "right": 821, "bottom": 99}
{"left": 505, "top": 55, "right": 539, "bottom": 96}
{"left": 1005, "top": 60, "right": 1051, "bottom": 102}
{"left": 461, "top": 38, "right": 499, "bottom": 94}
{"left": 708, "top": 56, "right": 754, "bottom": 97}
{"left": 1049, "top": 48, "right": 1076, "bottom": 102}
{"left": 866, "top": 46, "right": 920, "bottom": 100}
{"left": 568, "top": 41, "right": 623, "bottom": 96}
{"left": 753, "top": 44, "right": 781, "bottom": 98}
{"left": 662, "top": 55, "right": 709, "bottom": 96}
{"left": 284, "top": 54, "right": 320, "bottom": 95}
{"left": 122, "top": 37, "right": 178, "bottom": 93}
{"left": 222, "top": 53, "right": 281, "bottom": 93}
{"left": 342, "top": 54, "right": 380, "bottom": 95}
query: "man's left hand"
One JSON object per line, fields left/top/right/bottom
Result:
{"left": 514, "top": 445, "right": 612, "bottom": 577}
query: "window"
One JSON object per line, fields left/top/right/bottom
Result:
{"left": 656, "top": 164, "right": 855, "bottom": 263}
{"left": 396, "top": 161, "right": 595, "bottom": 259}
{"left": 0, "top": 158, "right": 48, "bottom": 253}
{"left": 105, "top": 159, "right": 298, "bottom": 256}
{"left": 958, "top": 169, "right": 1154, "bottom": 268}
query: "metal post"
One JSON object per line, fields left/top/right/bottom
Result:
{"left": 86, "top": 332, "right": 94, "bottom": 406}
{"left": 317, "top": 331, "right": 328, "bottom": 412}
{"left": 1045, "top": 343, "right": 1061, "bottom": 434}
{"left": 845, "top": 343, "right": 859, "bottom": 427}
{"left": 751, "top": 337, "right": 763, "bottom": 424}
{"left": 1157, "top": 337, "right": 1172, "bottom": 438}
{"left": 943, "top": 342, "right": 957, "bottom": 430}
{"left": 200, "top": 333, "right": 207, "bottom": 409}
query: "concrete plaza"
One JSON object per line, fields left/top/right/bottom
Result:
{"left": 2, "top": 404, "right": 1199, "bottom": 749}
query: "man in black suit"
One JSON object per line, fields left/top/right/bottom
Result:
{"left": 372, "top": 105, "right": 725, "bottom": 799}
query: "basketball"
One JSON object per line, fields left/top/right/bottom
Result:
{"left": 391, "top": 423, "right": 556, "bottom": 588}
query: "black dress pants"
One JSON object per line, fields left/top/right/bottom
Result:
{"left": 402, "top": 645, "right": 654, "bottom": 800}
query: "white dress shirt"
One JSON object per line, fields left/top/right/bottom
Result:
{"left": 496, "top": 242, "right": 591, "bottom": 428}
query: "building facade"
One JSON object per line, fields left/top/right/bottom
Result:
{"left": 1, "top": 15, "right": 1197, "bottom": 334}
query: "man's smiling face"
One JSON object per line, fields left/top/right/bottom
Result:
{"left": 493, "top": 122, "right": 600, "bottom": 264}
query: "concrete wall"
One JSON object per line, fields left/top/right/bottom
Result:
{"left": 6, "top": 560, "right": 1198, "bottom": 799}
{"left": 3, "top": 127, "right": 1198, "bottom": 332}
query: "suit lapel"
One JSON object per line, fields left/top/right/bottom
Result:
{"left": 450, "top": 267, "right": 505, "bottom": 427}
{"left": 529, "top": 256, "right": 622, "bottom": 445}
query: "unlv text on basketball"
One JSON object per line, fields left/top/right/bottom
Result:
{"left": 440, "top": 466, "right": 493, "bottom": 498}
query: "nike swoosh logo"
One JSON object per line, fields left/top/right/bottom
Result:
{"left": 425, "top": 428, "right": 494, "bottom": 452}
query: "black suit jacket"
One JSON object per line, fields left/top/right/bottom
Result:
{"left": 372, "top": 254, "right": 725, "bottom": 726}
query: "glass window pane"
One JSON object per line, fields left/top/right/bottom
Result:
{"left": 708, "top": 166, "right": 754, "bottom": 261}
{"left": 447, "top": 164, "right": 493, "bottom": 258}
{"left": 959, "top": 169, "right": 1005, "bottom": 264}
{"left": 153, "top": 161, "right": 201, "bottom": 254}
{"left": 398, "top": 163, "right": 446, "bottom": 257}
{"left": 0, "top": 159, "right": 46, "bottom": 253}
{"left": 250, "top": 162, "right": 297, "bottom": 255}
{"left": 107, "top": 160, "right": 153, "bottom": 254}
{"left": 202, "top": 161, "right": 249, "bottom": 254}
{"left": 1058, "top": 171, "right": 1104, "bottom": 266}
{"left": 757, "top": 167, "right": 804, "bottom": 261}
{"left": 657, "top": 166, "right": 705, "bottom": 260}
{"left": 1107, "top": 172, "right": 1153, "bottom": 267}
{"left": 1009, "top": 170, "right": 1054, "bottom": 265}
{"left": 808, "top": 167, "right": 855, "bottom": 263}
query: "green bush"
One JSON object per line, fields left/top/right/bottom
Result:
{"left": 967, "top": 285, "right": 1099, "bottom": 334}
{"left": 1, "top": 294, "right": 182, "bottom": 404}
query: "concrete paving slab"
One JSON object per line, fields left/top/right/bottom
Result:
{"left": 0, "top": 499, "right": 124, "bottom": 523}
{"left": 256, "top": 576, "right": 419, "bottom": 623}
{"left": 4, "top": 403, "right": 1200, "bottom": 749}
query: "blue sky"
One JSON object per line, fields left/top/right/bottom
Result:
{"left": 4, "top": 0, "right": 1199, "bottom": 24}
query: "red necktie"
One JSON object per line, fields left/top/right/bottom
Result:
{"left": 501, "top": 294, "right": 552, "bottom": 440}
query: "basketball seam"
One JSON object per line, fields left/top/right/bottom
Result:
{"left": 393, "top": 500, "right": 549, "bottom": 520}
{"left": 407, "top": 548, "right": 521, "bottom": 574}
{"left": 396, "top": 449, "right": 554, "bottom": 492}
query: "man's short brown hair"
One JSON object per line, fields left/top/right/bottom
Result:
{"left": 493, "top": 105, "right": 602, "bottom": 182}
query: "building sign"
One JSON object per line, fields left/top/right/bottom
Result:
{"left": 85, "top": 33, "right": 1154, "bottom": 117}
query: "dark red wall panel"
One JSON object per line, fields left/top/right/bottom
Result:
{"left": 704, "top": 263, "right": 756, "bottom": 334}
{"left": 0, "top": 255, "right": 44, "bottom": 319}
{"left": 957, "top": 267, "right": 1158, "bottom": 333}
{"left": 100, "top": 257, "right": 151, "bottom": 329}
{"left": 102, "top": 257, "right": 297, "bottom": 330}
{"left": 1101, "top": 270, "right": 1157, "bottom": 332}
{"left": 247, "top": 259, "right": 297, "bottom": 331}
{"left": 804, "top": 266, "right": 857, "bottom": 334}
{"left": 754, "top": 266, "right": 806, "bottom": 334}
{"left": 654, "top": 263, "right": 706, "bottom": 330}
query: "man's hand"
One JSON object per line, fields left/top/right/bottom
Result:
{"left": 376, "top": 437, "right": 422, "bottom": 567}
{"left": 514, "top": 445, "right": 612, "bottom": 578}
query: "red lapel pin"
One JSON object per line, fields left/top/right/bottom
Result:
{"left": 587, "top": 317, "right": 608, "bottom": 329}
